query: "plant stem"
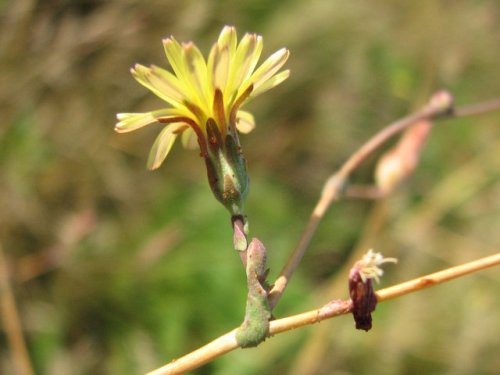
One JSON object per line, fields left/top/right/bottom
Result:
{"left": 453, "top": 97, "right": 500, "bottom": 117}
{"left": 147, "top": 94, "right": 500, "bottom": 374}
{"left": 146, "top": 252, "right": 500, "bottom": 375}
{"left": 267, "top": 92, "right": 500, "bottom": 309}
{"left": 268, "top": 195, "right": 331, "bottom": 309}
{"left": 0, "top": 244, "right": 35, "bottom": 375}
{"left": 376, "top": 252, "right": 500, "bottom": 302}
{"left": 344, "top": 185, "right": 386, "bottom": 200}
{"left": 268, "top": 97, "right": 443, "bottom": 308}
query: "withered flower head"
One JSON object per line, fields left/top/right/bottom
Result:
{"left": 349, "top": 249, "right": 397, "bottom": 331}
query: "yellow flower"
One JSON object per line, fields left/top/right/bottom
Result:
{"left": 115, "top": 25, "right": 290, "bottom": 170}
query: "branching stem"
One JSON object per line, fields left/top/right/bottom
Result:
{"left": 146, "top": 92, "right": 500, "bottom": 375}
{"left": 267, "top": 92, "right": 500, "bottom": 308}
{"left": 147, "top": 252, "right": 500, "bottom": 375}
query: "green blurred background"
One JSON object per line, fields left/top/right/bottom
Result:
{"left": 1, "top": 0, "right": 499, "bottom": 374}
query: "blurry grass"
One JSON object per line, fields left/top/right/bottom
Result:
{"left": 1, "top": 0, "right": 499, "bottom": 374}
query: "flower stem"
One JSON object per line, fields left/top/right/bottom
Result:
{"left": 236, "top": 239, "right": 271, "bottom": 348}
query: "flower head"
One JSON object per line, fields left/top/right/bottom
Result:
{"left": 356, "top": 249, "right": 398, "bottom": 284}
{"left": 115, "top": 25, "right": 290, "bottom": 170}
{"left": 115, "top": 26, "right": 289, "bottom": 216}
{"left": 348, "top": 249, "right": 397, "bottom": 331}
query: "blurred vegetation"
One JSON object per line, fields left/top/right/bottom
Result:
{"left": 1, "top": 0, "right": 499, "bottom": 374}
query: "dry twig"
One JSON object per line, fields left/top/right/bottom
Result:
{"left": 147, "top": 252, "right": 500, "bottom": 375}
{"left": 0, "top": 244, "right": 34, "bottom": 375}
{"left": 267, "top": 92, "right": 500, "bottom": 308}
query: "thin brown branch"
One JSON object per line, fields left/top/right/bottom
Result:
{"left": 376, "top": 252, "right": 500, "bottom": 302}
{"left": 0, "top": 244, "right": 35, "bottom": 375}
{"left": 344, "top": 185, "right": 386, "bottom": 200}
{"left": 146, "top": 252, "right": 500, "bottom": 375}
{"left": 268, "top": 195, "right": 331, "bottom": 309}
{"left": 453, "top": 97, "right": 500, "bottom": 117}
{"left": 267, "top": 92, "right": 500, "bottom": 309}
{"left": 338, "top": 104, "right": 441, "bottom": 179}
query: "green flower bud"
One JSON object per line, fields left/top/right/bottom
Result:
{"left": 204, "top": 119, "right": 249, "bottom": 216}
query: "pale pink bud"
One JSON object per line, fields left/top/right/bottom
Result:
{"left": 375, "top": 120, "right": 433, "bottom": 193}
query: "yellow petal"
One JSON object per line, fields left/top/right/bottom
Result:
{"left": 217, "top": 26, "right": 237, "bottom": 57}
{"left": 251, "top": 69, "right": 290, "bottom": 97}
{"left": 162, "top": 37, "right": 188, "bottom": 82}
{"left": 226, "top": 33, "right": 263, "bottom": 99}
{"left": 163, "top": 38, "right": 207, "bottom": 110}
{"left": 132, "top": 64, "right": 185, "bottom": 107}
{"left": 183, "top": 42, "right": 210, "bottom": 111}
{"left": 211, "top": 45, "right": 229, "bottom": 94}
{"left": 241, "top": 48, "right": 289, "bottom": 95}
{"left": 115, "top": 109, "right": 180, "bottom": 133}
{"left": 207, "top": 26, "right": 237, "bottom": 94}
{"left": 147, "top": 123, "right": 184, "bottom": 169}
{"left": 181, "top": 127, "right": 198, "bottom": 149}
{"left": 235, "top": 110, "right": 255, "bottom": 133}
{"left": 149, "top": 65, "right": 188, "bottom": 104}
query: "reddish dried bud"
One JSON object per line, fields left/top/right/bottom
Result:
{"left": 349, "top": 266, "right": 377, "bottom": 331}
{"left": 349, "top": 250, "right": 397, "bottom": 331}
